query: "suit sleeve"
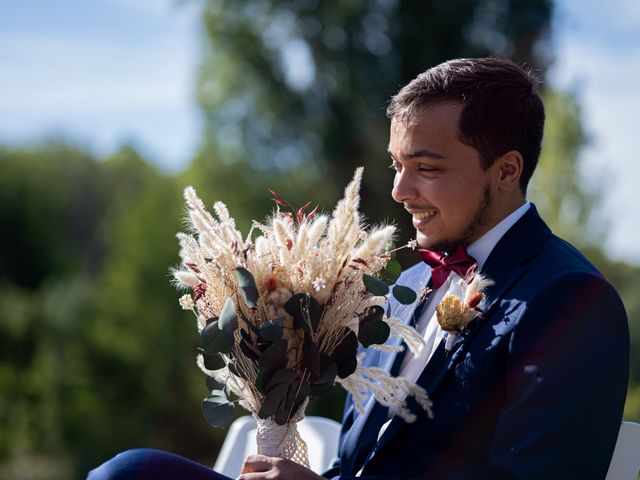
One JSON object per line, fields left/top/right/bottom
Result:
{"left": 483, "top": 271, "right": 629, "bottom": 479}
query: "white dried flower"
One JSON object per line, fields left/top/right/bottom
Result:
{"left": 179, "top": 294, "right": 195, "bottom": 310}
{"left": 407, "top": 239, "right": 418, "bottom": 250}
{"left": 173, "top": 270, "right": 201, "bottom": 288}
{"left": 312, "top": 276, "right": 327, "bottom": 292}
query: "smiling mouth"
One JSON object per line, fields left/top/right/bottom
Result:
{"left": 410, "top": 210, "right": 437, "bottom": 220}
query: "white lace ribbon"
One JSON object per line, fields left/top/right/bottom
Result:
{"left": 254, "top": 402, "right": 310, "bottom": 467}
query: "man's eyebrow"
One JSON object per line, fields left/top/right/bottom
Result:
{"left": 387, "top": 148, "right": 445, "bottom": 160}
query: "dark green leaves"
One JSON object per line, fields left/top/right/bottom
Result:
{"left": 303, "top": 337, "right": 321, "bottom": 376}
{"left": 239, "top": 330, "right": 260, "bottom": 361}
{"left": 236, "top": 267, "right": 260, "bottom": 308}
{"left": 392, "top": 285, "right": 417, "bottom": 304}
{"left": 358, "top": 305, "right": 390, "bottom": 347}
{"left": 309, "top": 355, "right": 337, "bottom": 396}
{"left": 330, "top": 330, "right": 358, "bottom": 378}
{"left": 362, "top": 274, "right": 389, "bottom": 296}
{"left": 219, "top": 297, "right": 238, "bottom": 332}
{"left": 257, "top": 368, "right": 307, "bottom": 425}
{"left": 201, "top": 320, "right": 234, "bottom": 354}
{"left": 202, "top": 390, "right": 235, "bottom": 428}
{"left": 206, "top": 376, "right": 225, "bottom": 392}
{"left": 202, "top": 350, "right": 226, "bottom": 370}
{"left": 258, "top": 317, "right": 284, "bottom": 343}
{"left": 259, "top": 339, "right": 288, "bottom": 372}
{"left": 284, "top": 293, "right": 324, "bottom": 332}
{"left": 379, "top": 259, "right": 402, "bottom": 284}
{"left": 362, "top": 272, "right": 417, "bottom": 305}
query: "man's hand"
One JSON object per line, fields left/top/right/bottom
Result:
{"left": 238, "top": 454, "right": 324, "bottom": 480}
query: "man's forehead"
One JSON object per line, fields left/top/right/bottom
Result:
{"left": 389, "top": 102, "right": 463, "bottom": 147}
{"left": 391, "top": 101, "right": 463, "bottom": 125}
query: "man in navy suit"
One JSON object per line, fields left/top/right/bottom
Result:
{"left": 89, "top": 58, "right": 629, "bottom": 480}
{"left": 238, "top": 58, "right": 629, "bottom": 479}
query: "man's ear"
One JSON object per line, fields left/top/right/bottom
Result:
{"left": 494, "top": 150, "right": 523, "bottom": 193}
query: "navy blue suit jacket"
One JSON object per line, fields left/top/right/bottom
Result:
{"left": 323, "top": 205, "right": 629, "bottom": 479}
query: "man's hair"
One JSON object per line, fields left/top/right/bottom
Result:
{"left": 387, "top": 57, "right": 545, "bottom": 193}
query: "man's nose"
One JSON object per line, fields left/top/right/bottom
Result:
{"left": 391, "top": 170, "right": 418, "bottom": 204}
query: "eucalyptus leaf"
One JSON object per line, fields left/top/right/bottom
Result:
{"left": 361, "top": 305, "right": 385, "bottom": 323}
{"left": 380, "top": 259, "right": 402, "bottom": 284}
{"left": 358, "top": 319, "right": 390, "bottom": 347}
{"left": 258, "top": 382, "right": 288, "bottom": 418}
{"left": 310, "top": 378, "right": 336, "bottom": 396}
{"left": 330, "top": 331, "right": 358, "bottom": 378}
{"left": 236, "top": 267, "right": 260, "bottom": 308}
{"left": 310, "top": 355, "right": 337, "bottom": 396}
{"left": 239, "top": 337, "right": 260, "bottom": 361}
{"left": 274, "top": 403, "right": 290, "bottom": 426}
{"left": 206, "top": 375, "right": 225, "bottom": 393}
{"left": 264, "top": 368, "right": 297, "bottom": 392}
{"left": 208, "top": 389, "right": 227, "bottom": 400}
{"left": 203, "top": 351, "right": 226, "bottom": 370}
{"left": 302, "top": 338, "right": 321, "bottom": 376}
{"left": 315, "top": 354, "right": 337, "bottom": 384}
{"left": 336, "top": 354, "right": 357, "bottom": 379}
{"left": 308, "top": 297, "right": 324, "bottom": 332}
{"left": 259, "top": 339, "right": 287, "bottom": 372}
{"left": 258, "top": 317, "right": 284, "bottom": 343}
{"left": 278, "top": 380, "right": 310, "bottom": 425}
{"left": 202, "top": 394, "right": 235, "bottom": 428}
{"left": 219, "top": 297, "right": 238, "bottom": 333}
{"left": 362, "top": 274, "right": 389, "bottom": 296}
{"left": 201, "top": 320, "right": 234, "bottom": 353}
{"left": 392, "top": 284, "right": 417, "bottom": 305}
{"left": 256, "top": 339, "right": 287, "bottom": 395}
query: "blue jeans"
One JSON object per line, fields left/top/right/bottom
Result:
{"left": 87, "top": 449, "right": 233, "bottom": 480}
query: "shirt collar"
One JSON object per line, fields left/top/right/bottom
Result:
{"left": 467, "top": 201, "right": 531, "bottom": 270}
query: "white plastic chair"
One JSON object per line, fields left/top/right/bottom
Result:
{"left": 213, "top": 415, "right": 341, "bottom": 478}
{"left": 605, "top": 421, "right": 640, "bottom": 480}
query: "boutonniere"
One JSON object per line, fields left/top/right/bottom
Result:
{"left": 435, "top": 272, "right": 493, "bottom": 353}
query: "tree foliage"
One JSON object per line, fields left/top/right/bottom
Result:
{"left": 529, "top": 89, "right": 606, "bottom": 247}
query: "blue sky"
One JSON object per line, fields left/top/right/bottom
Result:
{"left": 0, "top": 0, "right": 202, "bottom": 169}
{"left": 1, "top": 0, "right": 639, "bottom": 263}
{"left": 549, "top": 0, "right": 640, "bottom": 263}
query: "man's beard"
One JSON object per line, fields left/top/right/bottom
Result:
{"left": 424, "top": 183, "right": 493, "bottom": 254}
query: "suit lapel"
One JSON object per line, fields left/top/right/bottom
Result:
{"left": 339, "top": 264, "right": 432, "bottom": 473}
{"left": 369, "top": 205, "right": 552, "bottom": 461}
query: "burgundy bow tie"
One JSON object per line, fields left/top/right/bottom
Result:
{"left": 419, "top": 244, "right": 478, "bottom": 289}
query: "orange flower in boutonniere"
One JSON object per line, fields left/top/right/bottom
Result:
{"left": 435, "top": 272, "right": 493, "bottom": 353}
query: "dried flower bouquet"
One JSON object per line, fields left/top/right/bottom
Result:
{"left": 172, "top": 168, "right": 432, "bottom": 466}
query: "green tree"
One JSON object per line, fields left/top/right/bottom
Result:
{"left": 0, "top": 143, "right": 106, "bottom": 478}
{"left": 195, "top": 0, "right": 554, "bottom": 259}
{"left": 529, "top": 89, "right": 606, "bottom": 248}
{"left": 529, "top": 91, "right": 640, "bottom": 421}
